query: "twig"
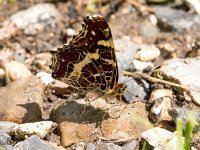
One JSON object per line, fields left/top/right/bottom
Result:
{"left": 127, "top": 0, "right": 155, "bottom": 14}
{"left": 123, "top": 71, "right": 200, "bottom": 93}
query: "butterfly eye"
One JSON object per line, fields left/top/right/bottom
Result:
{"left": 52, "top": 72, "right": 58, "bottom": 78}
{"left": 117, "top": 88, "right": 123, "bottom": 94}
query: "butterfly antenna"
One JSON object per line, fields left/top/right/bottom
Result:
{"left": 49, "top": 50, "right": 56, "bottom": 54}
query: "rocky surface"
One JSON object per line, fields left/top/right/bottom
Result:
{"left": 0, "top": 121, "right": 57, "bottom": 146}
{"left": 52, "top": 98, "right": 107, "bottom": 147}
{"left": 0, "top": 1, "right": 200, "bottom": 149}
{"left": 0, "top": 76, "right": 45, "bottom": 123}
{"left": 51, "top": 97, "right": 152, "bottom": 147}
{"left": 118, "top": 76, "right": 149, "bottom": 103}
{"left": 154, "top": 6, "right": 200, "bottom": 33}
{"left": 14, "top": 135, "right": 61, "bottom": 150}
{"left": 0, "top": 131, "right": 11, "bottom": 145}
{"left": 114, "top": 39, "right": 140, "bottom": 72}
{"left": 149, "top": 89, "right": 173, "bottom": 123}
{"left": 3, "top": 61, "right": 32, "bottom": 83}
{"left": 101, "top": 102, "right": 152, "bottom": 140}
{"left": 157, "top": 56, "right": 200, "bottom": 105}
{"left": 168, "top": 107, "right": 200, "bottom": 129}
{"left": 141, "top": 127, "right": 179, "bottom": 150}
{"left": 10, "top": 121, "right": 57, "bottom": 139}
{"left": 3, "top": 3, "right": 62, "bottom": 35}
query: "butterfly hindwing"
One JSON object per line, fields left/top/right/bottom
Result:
{"left": 51, "top": 15, "right": 118, "bottom": 94}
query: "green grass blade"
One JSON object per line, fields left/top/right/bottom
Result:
{"left": 176, "top": 117, "right": 184, "bottom": 150}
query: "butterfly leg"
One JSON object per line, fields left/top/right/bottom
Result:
{"left": 113, "top": 103, "right": 129, "bottom": 119}
{"left": 79, "top": 92, "right": 104, "bottom": 118}
{"left": 102, "top": 104, "right": 110, "bottom": 120}
{"left": 106, "top": 103, "right": 129, "bottom": 119}
{"left": 101, "top": 98, "right": 124, "bottom": 119}
{"left": 79, "top": 97, "right": 91, "bottom": 118}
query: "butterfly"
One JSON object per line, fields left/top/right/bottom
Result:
{"left": 50, "top": 15, "right": 127, "bottom": 101}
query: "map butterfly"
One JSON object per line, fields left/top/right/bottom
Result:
{"left": 50, "top": 15, "right": 127, "bottom": 100}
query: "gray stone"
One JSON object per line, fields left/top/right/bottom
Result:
{"left": 119, "top": 76, "right": 149, "bottom": 103}
{"left": 2, "top": 145, "right": 18, "bottom": 150}
{"left": 0, "top": 121, "right": 18, "bottom": 133}
{"left": 98, "top": 142, "right": 122, "bottom": 150}
{"left": 168, "top": 107, "right": 200, "bottom": 130}
{"left": 157, "top": 57, "right": 200, "bottom": 105}
{"left": 86, "top": 143, "right": 96, "bottom": 150}
{"left": 114, "top": 39, "right": 140, "bottom": 72}
{"left": 0, "top": 131, "right": 11, "bottom": 145}
{"left": 115, "top": 39, "right": 160, "bottom": 73}
{"left": 15, "top": 135, "right": 59, "bottom": 150}
{"left": 154, "top": 6, "right": 200, "bottom": 33}
{"left": 3, "top": 3, "right": 62, "bottom": 35}
{"left": 122, "top": 139, "right": 138, "bottom": 150}
{"left": 139, "top": 19, "right": 159, "bottom": 38}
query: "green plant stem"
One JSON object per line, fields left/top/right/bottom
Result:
{"left": 141, "top": 141, "right": 147, "bottom": 150}
{"left": 176, "top": 118, "right": 184, "bottom": 150}
{"left": 184, "top": 121, "right": 192, "bottom": 149}
{"left": 184, "top": 114, "right": 195, "bottom": 150}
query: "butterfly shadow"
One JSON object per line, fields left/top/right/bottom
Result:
{"left": 51, "top": 100, "right": 110, "bottom": 124}
{"left": 17, "top": 102, "right": 42, "bottom": 123}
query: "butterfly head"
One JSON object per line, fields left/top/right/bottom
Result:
{"left": 113, "top": 83, "right": 127, "bottom": 100}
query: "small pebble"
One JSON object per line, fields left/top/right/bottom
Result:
{"left": 130, "top": 59, "right": 154, "bottom": 72}
{"left": 11, "top": 121, "right": 57, "bottom": 139}
{"left": 66, "top": 28, "right": 76, "bottom": 36}
{"left": 37, "top": 72, "right": 54, "bottom": 86}
{"left": 135, "top": 45, "right": 160, "bottom": 61}
{"left": 4, "top": 61, "right": 32, "bottom": 83}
